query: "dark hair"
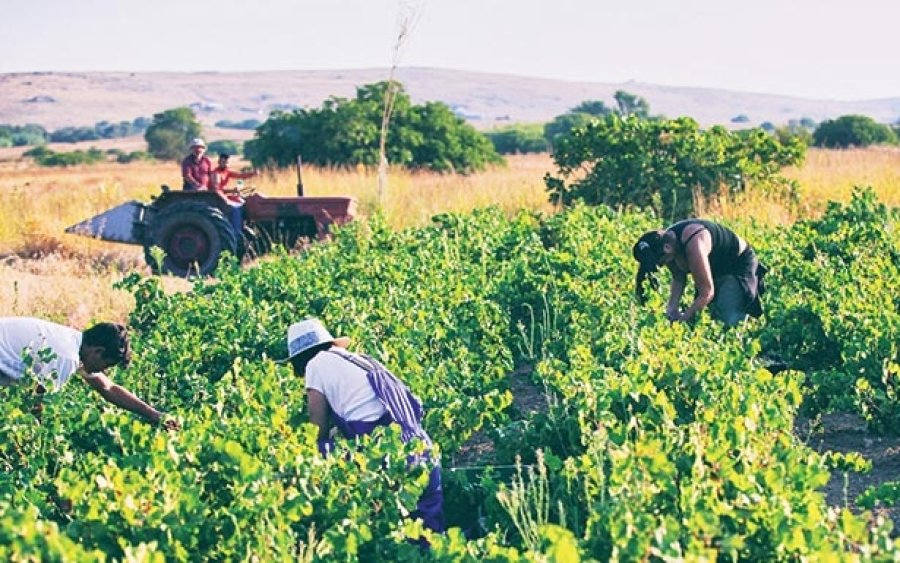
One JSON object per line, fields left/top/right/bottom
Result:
{"left": 82, "top": 323, "right": 131, "bottom": 368}
{"left": 632, "top": 230, "right": 665, "bottom": 304}
{"left": 218, "top": 153, "right": 231, "bottom": 159}
{"left": 289, "top": 342, "right": 333, "bottom": 376}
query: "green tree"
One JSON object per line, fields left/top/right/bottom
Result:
{"left": 544, "top": 112, "right": 597, "bottom": 147}
{"left": 572, "top": 100, "right": 613, "bottom": 117}
{"left": 0, "top": 124, "right": 48, "bottom": 146}
{"left": 613, "top": 90, "right": 650, "bottom": 118}
{"left": 544, "top": 114, "right": 805, "bottom": 219}
{"left": 544, "top": 92, "right": 650, "bottom": 148}
{"left": 813, "top": 114, "right": 898, "bottom": 148}
{"left": 245, "top": 81, "right": 502, "bottom": 173}
{"left": 144, "top": 107, "right": 202, "bottom": 160}
{"left": 207, "top": 140, "right": 242, "bottom": 156}
{"left": 544, "top": 100, "right": 613, "bottom": 147}
{"left": 485, "top": 124, "right": 550, "bottom": 154}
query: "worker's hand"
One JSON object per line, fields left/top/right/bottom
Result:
{"left": 153, "top": 412, "right": 181, "bottom": 430}
{"left": 162, "top": 418, "right": 181, "bottom": 431}
{"left": 665, "top": 307, "right": 682, "bottom": 321}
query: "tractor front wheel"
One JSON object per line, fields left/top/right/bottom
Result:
{"left": 144, "top": 202, "right": 237, "bottom": 277}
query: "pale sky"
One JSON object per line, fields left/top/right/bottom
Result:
{"left": 1, "top": 0, "right": 898, "bottom": 101}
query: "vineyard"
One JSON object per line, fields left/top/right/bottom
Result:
{"left": 1, "top": 188, "right": 899, "bottom": 560}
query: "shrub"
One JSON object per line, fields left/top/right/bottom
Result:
{"left": 24, "top": 147, "right": 105, "bottom": 166}
{"left": 32, "top": 147, "right": 105, "bottom": 167}
{"left": 23, "top": 145, "right": 54, "bottom": 159}
{"left": 207, "top": 140, "right": 242, "bottom": 157}
{"left": 0, "top": 124, "right": 48, "bottom": 146}
{"left": 544, "top": 114, "right": 805, "bottom": 218}
{"left": 116, "top": 151, "right": 151, "bottom": 164}
{"left": 813, "top": 114, "right": 898, "bottom": 148}
{"left": 486, "top": 124, "right": 550, "bottom": 154}
{"left": 214, "top": 119, "right": 261, "bottom": 130}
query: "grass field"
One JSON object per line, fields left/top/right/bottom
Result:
{"left": 1, "top": 147, "right": 898, "bottom": 324}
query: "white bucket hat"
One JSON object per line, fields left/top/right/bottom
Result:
{"left": 279, "top": 318, "right": 350, "bottom": 363}
{"left": 190, "top": 137, "right": 207, "bottom": 148}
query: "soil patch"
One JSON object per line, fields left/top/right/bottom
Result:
{"left": 450, "top": 364, "right": 549, "bottom": 467}
{"left": 796, "top": 412, "right": 900, "bottom": 530}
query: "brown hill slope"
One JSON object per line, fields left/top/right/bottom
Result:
{"left": 1, "top": 67, "right": 897, "bottom": 130}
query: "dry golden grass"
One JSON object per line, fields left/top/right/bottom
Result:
{"left": 698, "top": 146, "right": 900, "bottom": 225}
{"left": 1, "top": 147, "right": 897, "bottom": 324}
{"left": 0, "top": 253, "right": 190, "bottom": 326}
{"left": 786, "top": 146, "right": 900, "bottom": 212}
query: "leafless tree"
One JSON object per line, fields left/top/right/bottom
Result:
{"left": 377, "top": 1, "right": 423, "bottom": 206}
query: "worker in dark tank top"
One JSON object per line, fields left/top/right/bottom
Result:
{"left": 632, "top": 219, "right": 768, "bottom": 327}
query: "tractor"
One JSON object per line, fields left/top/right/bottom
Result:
{"left": 66, "top": 184, "right": 356, "bottom": 277}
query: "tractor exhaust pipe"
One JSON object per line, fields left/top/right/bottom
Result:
{"left": 296, "top": 154, "right": 305, "bottom": 197}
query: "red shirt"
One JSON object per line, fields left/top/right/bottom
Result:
{"left": 211, "top": 167, "right": 254, "bottom": 203}
{"left": 181, "top": 155, "right": 212, "bottom": 189}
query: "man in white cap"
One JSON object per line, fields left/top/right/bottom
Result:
{"left": 181, "top": 138, "right": 212, "bottom": 191}
{"left": 281, "top": 318, "right": 445, "bottom": 535}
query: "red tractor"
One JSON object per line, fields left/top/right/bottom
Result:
{"left": 66, "top": 185, "right": 356, "bottom": 277}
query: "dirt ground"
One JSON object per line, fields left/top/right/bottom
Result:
{"left": 454, "top": 367, "right": 900, "bottom": 532}
{"left": 797, "top": 412, "right": 900, "bottom": 530}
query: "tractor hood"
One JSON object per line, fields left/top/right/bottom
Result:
{"left": 65, "top": 200, "right": 146, "bottom": 245}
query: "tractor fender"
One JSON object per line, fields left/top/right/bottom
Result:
{"left": 149, "top": 189, "right": 234, "bottom": 216}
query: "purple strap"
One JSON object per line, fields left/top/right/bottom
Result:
{"left": 327, "top": 349, "right": 429, "bottom": 445}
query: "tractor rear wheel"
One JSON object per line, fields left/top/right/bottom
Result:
{"left": 144, "top": 201, "right": 237, "bottom": 277}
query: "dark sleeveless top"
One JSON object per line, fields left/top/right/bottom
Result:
{"left": 668, "top": 219, "right": 742, "bottom": 277}
{"left": 666, "top": 219, "right": 768, "bottom": 318}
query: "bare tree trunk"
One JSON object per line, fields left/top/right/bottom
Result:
{"left": 377, "top": 1, "right": 422, "bottom": 208}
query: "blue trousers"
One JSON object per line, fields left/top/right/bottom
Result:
{"left": 710, "top": 275, "right": 748, "bottom": 327}
{"left": 228, "top": 205, "right": 243, "bottom": 239}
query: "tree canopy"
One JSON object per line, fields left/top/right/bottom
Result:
{"left": 544, "top": 90, "right": 651, "bottom": 147}
{"left": 813, "top": 115, "right": 897, "bottom": 148}
{"left": 144, "top": 108, "right": 203, "bottom": 161}
{"left": 245, "top": 81, "right": 503, "bottom": 173}
{"left": 484, "top": 124, "right": 549, "bottom": 154}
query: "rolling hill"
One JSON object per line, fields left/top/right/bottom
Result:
{"left": 1, "top": 67, "right": 897, "bottom": 131}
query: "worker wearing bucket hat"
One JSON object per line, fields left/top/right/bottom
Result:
{"left": 181, "top": 138, "right": 212, "bottom": 191}
{"left": 633, "top": 219, "right": 767, "bottom": 327}
{"left": 281, "top": 318, "right": 445, "bottom": 535}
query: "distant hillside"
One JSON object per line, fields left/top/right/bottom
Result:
{"left": 1, "top": 67, "right": 898, "bottom": 131}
